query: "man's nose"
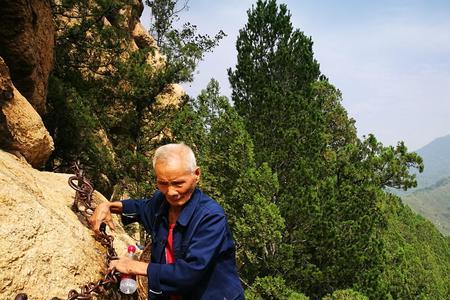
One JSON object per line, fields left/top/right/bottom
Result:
{"left": 167, "top": 185, "right": 178, "bottom": 196}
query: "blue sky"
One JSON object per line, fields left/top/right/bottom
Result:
{"left": 141, "top": 0, "right": 450, "bottom": 150}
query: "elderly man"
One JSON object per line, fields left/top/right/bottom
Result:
{"left": 89, "top": 143, "right": 244, "bottom": 299}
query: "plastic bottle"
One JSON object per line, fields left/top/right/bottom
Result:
{"left": 119, "top": 245, "right": 138, "bottom": 294}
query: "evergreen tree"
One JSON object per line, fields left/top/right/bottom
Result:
{"left": 228, "top": 0, "right": 321, "bottom": 173}
{"left": 380, "top": 194, "right": 450, "bottom": 299}
{"left": 146, "top": 0, "right": 225, "bottom": 82}
{"left": 228, "top": 1, "right": 423, "bottom": 298}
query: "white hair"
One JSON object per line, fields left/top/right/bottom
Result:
{"left": 152, "top": 143, "right": 197, "bottom": 172}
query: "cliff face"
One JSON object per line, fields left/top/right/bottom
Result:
{"left": 0, "top": 0, "right": 54, "bottom": 115}
{"left": 0, "top": 150, "right": 135, "bottom": 299}
{"left": 0, "top": 0, "right": 55, "bottom": 168}
{"left": 0, "top": 57, "right": 54, "bottom": 168}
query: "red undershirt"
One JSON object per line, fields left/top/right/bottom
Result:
{"left": 166, "top": 223, "right": 182, "bottom": 300}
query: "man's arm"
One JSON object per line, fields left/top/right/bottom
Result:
{"left": 91, "top": 200, "right": 150, "bottom": 276}
{"left": 89, "top": 201, "right": 123, "bottom": 235}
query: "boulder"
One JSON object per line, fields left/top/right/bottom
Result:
{"left": 155, "top": 83, "right": 185, "bottom": 107}
{"left": 0, "top": 150, "right": 137, "bottom": 299}
{"left": 132, "top": 22, "right": 167, "bottom": 71}
{"left": 0, "top": 0, "right": 54, "bottom": 115}
{"left": 132, "top": 22, "right": 157, "bottom": 50}
{"left": 0, "top": 57, "right": 54, "bottom": 168}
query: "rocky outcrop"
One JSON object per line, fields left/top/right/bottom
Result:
{"left": 0, "top": 57, "right": 54, "bottom": 168}
{"left": 132, "top": 21, "right": 157, "bottom": 50}
{"left": 131, "top": 22, "right": 166, "bottom": 70}
{"left": 0, "top": 150, "right": 137, "bottom": 300}
{"left": 105, "top": 0, "right": 184, "bottom": 106}
{"left": 155, "top": 83, "right": 185, "bottom": 108}
{"left": 0, "top": 0, "right": 54, "bottom": 115}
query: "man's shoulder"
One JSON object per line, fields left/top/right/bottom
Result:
{"left": 196, "top": 189, "right": 225, "bottom": 216}
{"left": 146, "top": 190, "right": 166, "bottom": 209}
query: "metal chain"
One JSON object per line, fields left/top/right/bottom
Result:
{"left": 15, "top": 162, "right": 122, "bottom": 300}
{"left": 68, "top": 161, "right": 94, "bottom": 216}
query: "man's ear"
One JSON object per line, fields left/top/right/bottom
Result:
{"left": 194, "top": 167, "right": 201, "bottom": 183}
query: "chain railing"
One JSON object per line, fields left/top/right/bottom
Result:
{"left": 15, "top": 162, "right": 122, "bottom": 300}
{"left": 68, "top": 161, "right": 94, "bottom": 216}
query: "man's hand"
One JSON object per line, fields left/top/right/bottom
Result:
{"left": 108, "top": 256, "right": 148, "bottom": 276}
{"left": 89, "top": 202, "right": 116, "bottom": 235}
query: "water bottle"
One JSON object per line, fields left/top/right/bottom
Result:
{"left": 119, "top": 245, "right": 138, "bottom": 294}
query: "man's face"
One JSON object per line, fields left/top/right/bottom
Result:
{"left": 155, "top": 158, "right": 200, "bottom": 208}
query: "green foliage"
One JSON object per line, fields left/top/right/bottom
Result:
{"left": 52, "top": 0, "right": 131, "bottom": 76}
{"left": 145, "top": 0, "right": 184, "bottom": 46}
{"left": 45, "top": 75, "right": 118, "bottom": 192}
{"left": 404, "top": 176, "right": 450, "bottom": 234}
{"left": 228, "top": 0, "right": 321, "bottom": 173}
{"left": 146, "top": 0, "right": 225, "bottom": 82}
{"left": 357, "top": 134, "right": 423, "bottom": 190}
{"left": 47, "top": 0, "right": 145, "bottom": 195}
{"left": 321, "top": 289, "right": 368, "bottom": 300}
{"left": 228, "top": 1, "right": 424, "bottom": 299}
{"left": 228, "top": 0, "right": 373, "bottom": 297}
{"left": 245, "top": 276, "right": 309, "bottom": 300}
{"left": 380, "top": 195, "right": 450, "bottom": 299}
{"left": 43, "top": 1, "right": 450, "bottom": 300}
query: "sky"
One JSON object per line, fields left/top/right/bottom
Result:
{"left": 141, "top": 0, "right": 450, "bottom": 151}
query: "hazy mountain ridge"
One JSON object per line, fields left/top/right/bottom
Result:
{"left": 400, "top": 133, "right": 450, "bottom": 235}
{"left": 409, "top": 134, "right": 450, "bottom": 192}
{"left": 403, "top": 175, "right": 450, "bottom": 235}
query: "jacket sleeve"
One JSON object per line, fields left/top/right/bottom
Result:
{"left": 121, "top": 198, "right": 146, "bottom": 225}
{"left": 147, "top": 211, "right": 232, "bottom": 294}
{"left": 120, "top": 197, "right": 158, "bottom": 233}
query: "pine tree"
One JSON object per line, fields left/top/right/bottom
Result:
{"left": 228, "top": 1, "right": 423, "bottom": 298}
{"left": 228, "top": 0, "right": 321, "bottom": 174}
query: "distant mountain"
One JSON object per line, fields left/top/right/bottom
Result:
{"left": 398, "top": 133, "right": 450, "bottom": 235}
{"left": 410, "top": 134, "right": 450, "bottom": 192}
{"left": 403, "top": 176, "right": 450, "bottom": 235}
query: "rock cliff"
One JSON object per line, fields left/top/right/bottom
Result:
{"left": 0, "top": 57, "right": 54, "bottom": 168}
{"left": 0, "top": 0, "right": 54, "bottom": 115}
{"left": 0, "top": 150, "right": 136, "bottom": 299}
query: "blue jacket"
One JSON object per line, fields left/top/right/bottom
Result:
{"left": 121, "top": 188, "right": 244, "bottom": 300}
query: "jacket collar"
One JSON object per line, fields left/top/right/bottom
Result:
{"left": 154, "top": 188, "right": 200, "bottom": 227}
